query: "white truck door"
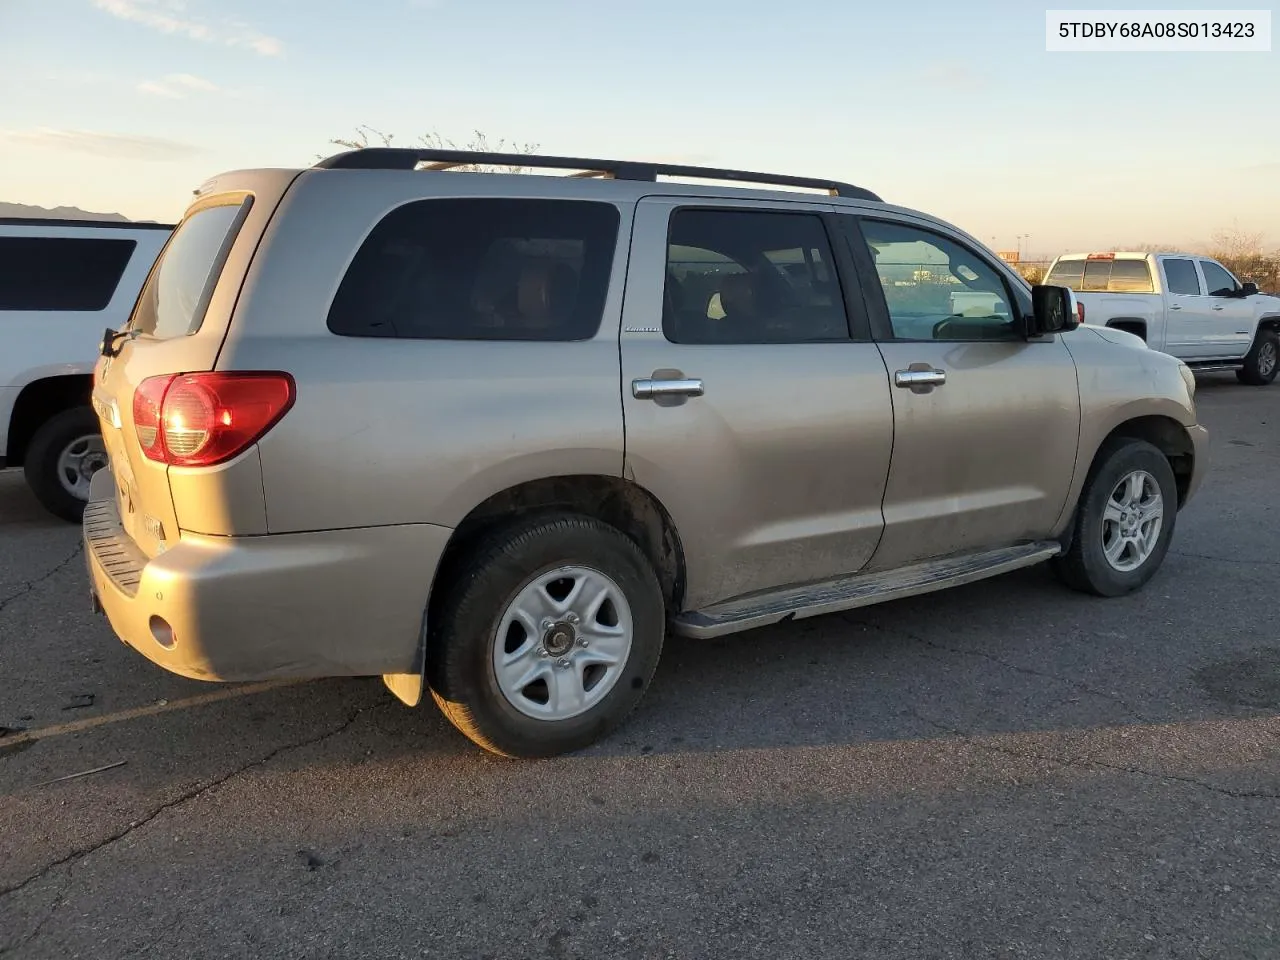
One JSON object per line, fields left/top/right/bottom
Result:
{"left": 1197, "top": 259, "right": 1255, "bottom": 359}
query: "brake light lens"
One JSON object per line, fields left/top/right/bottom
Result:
{"left": 1077, "top": 301, "right": 1086, "bottom": 325}
{"left": 132, "top": 373, "right": 295, "bottom": 466}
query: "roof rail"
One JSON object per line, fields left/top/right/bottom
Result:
{"left": 312, "top": 148, "right": 882, "bottom": 202}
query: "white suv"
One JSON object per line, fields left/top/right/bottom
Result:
{"left": 0, "top": 217, "right": 171, "bottom": 520}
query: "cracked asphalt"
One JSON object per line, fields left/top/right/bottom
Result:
{"left": 1, "top": 374, "right": 1278, "bottom": 959}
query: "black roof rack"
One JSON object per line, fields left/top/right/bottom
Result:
{"left": 313, "top": 148, "right": 881, "bottom": 202}
{"left": 0, "top": 217, "right": 174, "bottom": 230}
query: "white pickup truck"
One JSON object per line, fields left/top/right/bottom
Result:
{"left": 1044, "top": 251, "right": 1280, "bottom": 386}
{"left": 1, "top": 217, "right": 171, "bottom": 520}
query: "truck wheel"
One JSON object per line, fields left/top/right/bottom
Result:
{"left": 1053, "top": 439, "right": 1178, "bottom": 597}
{"left": 23, "top": 407, "right": 107, "bottom": 523}
{"left": 427, "top": 514, "right": 665, "bottom": 758}
{"left": 1236, "top": 329, "right": 1278, "bottom": 385}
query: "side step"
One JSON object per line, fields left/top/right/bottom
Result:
{"left": 672, "top": 541, "right": 1062, "bottom": 640}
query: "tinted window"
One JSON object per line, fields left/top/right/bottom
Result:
{"left": 1045, "top": 259, "right": 1085, "bottom": 290}
{"left": 860, "top": 220, "right": 1016, "bottom": 341}
{"left": 132, "top": 202, "right": 248, "bottom": 339}
{"left": 663, "top": 210, "right": 847, "bottom": 344}
{"left": 1163, "top": 259, "right": 1201, "bottom": 296}
{"left": 1081, "top": 259, "right": 1113, "bottom": 292}
{"left": 328, "top": 198, "right": 619, "bottom": 341}
{"left": 1200, "top": 260, "right": 1238, "bottom": 297}
{"left": 1108, "top": 259, "right": 1154, "bottom": 292}
{"left": 0, "top": 236, "right": 136, "bottom": 311}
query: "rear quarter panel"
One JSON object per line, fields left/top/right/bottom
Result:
{"left": 216, "top": 171, "right": 632, "bottom": 533}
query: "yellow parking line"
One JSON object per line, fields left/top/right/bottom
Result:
{"left": 1, "top": 679, "right": 306, "bottom": 749}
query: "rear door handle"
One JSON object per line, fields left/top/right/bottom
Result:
{"left": 632, "top": 378, "right": 705, "bottom": 400}
{"left": 1169, "top": 304, "right": 1182, "bottom": 310}
{"left": 1212, "top": 305, "right": 1225, "bottom": 311}
{"left": 894, "top": 369, "right": 947, "bottom": 389}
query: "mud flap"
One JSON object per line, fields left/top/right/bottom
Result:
{"left": 383, "top": 670, "right": 424, "bottom": 707}
{"left": 382, "top": 608, "right": 428, "bottom": 707}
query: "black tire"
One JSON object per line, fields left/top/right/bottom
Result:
{"left": 426, "top": 514, "right": 665, "bottom": 758}
{"left": 1052, "top": 439, "right": 1178, "bottom": 597}
{"left": 1237, "top": 329, "right": 1278, "bottom": 386}
{"left": 23, "top": 407, "right": 105, "bottom": 523}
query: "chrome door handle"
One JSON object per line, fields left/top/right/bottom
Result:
{"left": 632, "top": 377, "right": 705, "bottom": 400}
{"left": 894, "top": 369, "right": 947, "bottom": 389}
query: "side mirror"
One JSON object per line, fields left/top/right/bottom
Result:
{"left": 1241, "top": 281, "right": 1259, "bottom": 297}
{"left": 1029, "top": 285, "right": 1081, "bottom": 336}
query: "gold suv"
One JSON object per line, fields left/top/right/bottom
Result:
{"left": 85, "top": 149, "right": 1208, "bottom": 757}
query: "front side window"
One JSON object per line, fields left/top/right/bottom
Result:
{"left": 328, "top": 198, "right": 619, "bottom": 341}
{"left": 1163, "top": 258, "right": 1201, "bottom": 296}
{"left": 663, "top": 209, "right": 848, "bottom": 344}
{"left": 1199, "top": 260, "right": 1239, "bottom": 297}
{"left": 132, "top": 201, "right": 247, "bottom": 338}
{"left": 859, "top": 220, "right": 1017, "bottom": 341}
{"left": 0, "top": 236, "right": 136, "bottom": 311}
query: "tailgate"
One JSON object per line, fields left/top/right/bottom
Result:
{"left": 90, "top": 186, "right": 274, "bottom": 558}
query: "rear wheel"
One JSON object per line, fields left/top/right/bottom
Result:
{"left": 427, "top": 514, "right": 665, "bottom": 758}
{"left": 1237, "top": 329, "right": 1278, "bottom": 385}
{"left": 1053, "top": 439, "right": 1178, "bottom": 597}
{"left": 23, "top": 407, "right": 107, "bottom": 523}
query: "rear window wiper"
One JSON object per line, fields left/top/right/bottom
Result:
{"left": 100, "top": 327, "right": 140, "bottom": 358}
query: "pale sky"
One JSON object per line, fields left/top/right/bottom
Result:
{"left": 1, "top": 0, "right": 1277, "bottom": 258}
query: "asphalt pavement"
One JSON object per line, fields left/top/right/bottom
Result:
{"left": 1, "top": 374, "right": 1277, "bottom": 959}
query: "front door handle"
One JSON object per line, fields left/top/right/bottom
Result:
{"left": 1169, "top": 304, "right": 1183, "bottom": 310}
{"left": 1212, "top": 305, "right": 1225, "bottom": 311}
{"left": 632, "top": 377, "right": 705, "bottom": 400}
{"left": 894, "top": 368, "right": 947, "bottom": 389}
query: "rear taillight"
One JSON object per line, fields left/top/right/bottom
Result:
{"left": 132, "top": 373, "right": 295, "bottom": 466}
{"left": 1077, "top": 302, "right": 1086, "bottom": 325}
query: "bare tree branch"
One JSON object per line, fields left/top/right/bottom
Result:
{"left": 323, "top": 126, "right": 539, "bottom": 174}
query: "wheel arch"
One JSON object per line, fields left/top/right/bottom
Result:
{"left": 431, "top": 474, "right": 688, "bottom": 619}
{"left": 1104, "top": 317, "right": 1149, "bottom": 342}
{"left": 5, "top": 374, "right": 95, "bottom": 468}
{"left": 1090, "top": 415, "right": 1197, "bottom": 506}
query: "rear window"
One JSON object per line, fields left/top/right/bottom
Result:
{"left": 0, "top": 236, "right": 136, "bottom": 311}
{"left": 327, "top": 198, "right": 620, "bottom": 341}
{"left": 1044, "top": 259, "right": 1085, "bottom": 290}
{"left": 1046, "top": 257, "right": 1154, "bottom": 293}
{"left": 130, "top": 200, "right": 250, "bottom": 339}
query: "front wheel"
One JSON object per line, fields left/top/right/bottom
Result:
{"left": 1053, "top": 439, "right": 1178, "bottom": 597}
{"left": 427, "top": 515, "right": 665, "bottom": 758}
{"left": 1237, "top": 329, "right": 1278, "bottom": 386}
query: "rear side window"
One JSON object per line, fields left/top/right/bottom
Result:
{"left": 1044, "top": 259, "right": 1085, "bottom": 290}
{"left": 663, "top": 209, "right": 848, "bottom": 344}
{"left": 328, "top": 198, "right": 620, "bottom": 341}
{"left": 0, "top": 236, "right": 136, "bottom": 311}
{"left": 1163, "top": 259, "right": 1201, "bottom": 296}
{"left": 131, "top": 200, "right": 249, "bottom": 339}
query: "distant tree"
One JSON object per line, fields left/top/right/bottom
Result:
{"left": 324, "top": 126, "right": 539, "bottom": 174}
{"left": 1207, "top": 226, "right": 1280, "bottom": 293}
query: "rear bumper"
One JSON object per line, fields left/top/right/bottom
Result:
{"left": 84, "top": 469, "right": 452, "bottom": 682}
